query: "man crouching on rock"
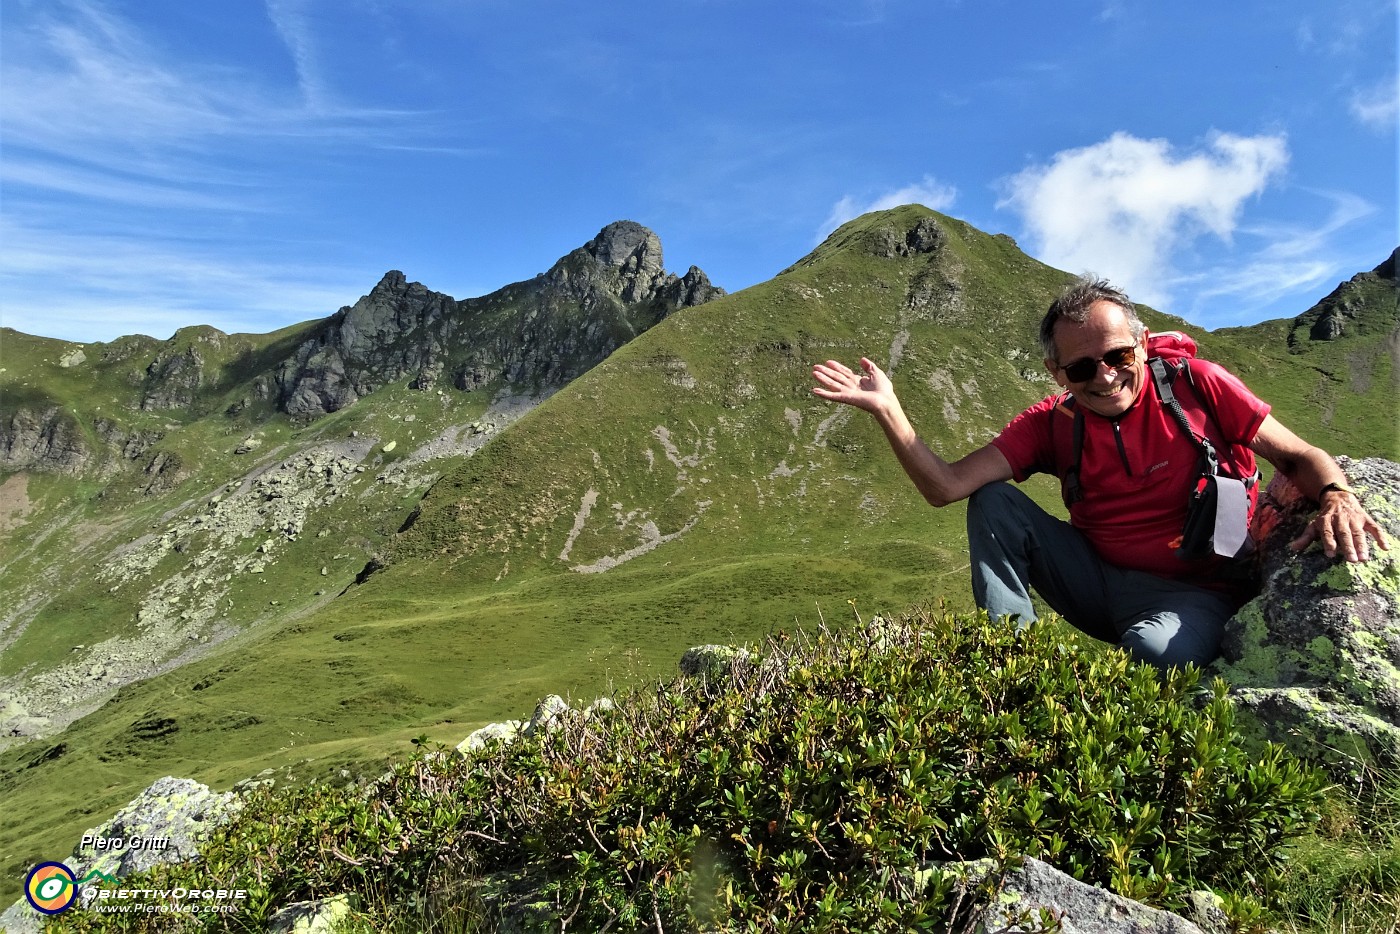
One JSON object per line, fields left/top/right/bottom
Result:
{"left": 811, "top": 276, "right": 1389, "bottom": 669}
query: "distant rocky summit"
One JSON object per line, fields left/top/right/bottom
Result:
{"left": 1290, "top": 247, "right": 1399, "bottom": 343}
{"left": 274, "top": 220, "right": 723, "bottom": 416}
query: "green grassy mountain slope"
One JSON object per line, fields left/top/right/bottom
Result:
{"left": 0, "top": 222, "right": 720, "bottom": 746}
{"left": 0, "top": 207, "right": 1394, "bottom": 902}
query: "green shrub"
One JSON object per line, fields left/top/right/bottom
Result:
{"left": 55, "top": 608, "right": 1324, "bottom": 932}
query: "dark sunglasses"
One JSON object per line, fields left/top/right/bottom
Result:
{"left": 1056, "top": 346, "right": 1137, "bottom": 383}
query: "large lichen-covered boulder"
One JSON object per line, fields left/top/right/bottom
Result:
{"left": 1215, "top": 456, "right": 1400, "bottom": 768}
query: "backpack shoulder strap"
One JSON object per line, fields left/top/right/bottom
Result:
{"left": 1046, "top": 393, "right": 1085, "bottom": 506}
{"left": 1149, "top": 356, "right": 1219, "bottom": 477}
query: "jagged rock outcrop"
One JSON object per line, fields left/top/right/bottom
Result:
{"left": 1215, "top": 456, "right": 1400, "bottom": 768}
{"left": 0, "top": 407, "right": 89, "bottom": 474}
{"left": 872, "top": 215, "right": 946, "bottom": 259}
{"left": 275, "top": 221, "right": 723, "bottom": 416}
{"left": 141, "top": 345, "right": 206, "bottom": 411}
{"left": 0, "top": 409, "right": 167, "bottom": 477}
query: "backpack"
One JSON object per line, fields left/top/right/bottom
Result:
{"left": 1048, "top": 331, "right": 1259, "bottom": 560}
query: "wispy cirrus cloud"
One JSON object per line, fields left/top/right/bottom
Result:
{"left": 817, "top": 176, "right": 958, "bottom": 243}
{"left": 1349, "top": 75, "right": 1399, "bottom": 132}
{"left": 265, "top": 0, "right": 333, "bottom": 112}
{"left": 0, "top": 216, "right": 364, "bottom": 342}
{"left": 997, "top": 131, "right": 1288, "bottom": 308}
{"left": 0, "top": 0, "right": 457, "bottom": 341}
{"left": 0, "top": 157, "right": 261, "bottom": 212}
{"left": 2, "top": 1, "right": 243, "bottom": 160}
{"left": 1, "top": 0, "right": 436, "bottom": 191}
{"left": 1171, "top": 190, "right": 1377, "bottom": 323}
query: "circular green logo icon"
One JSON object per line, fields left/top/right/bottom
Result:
{"left": 25, "top": 862, "right": 79, "bottom": 915}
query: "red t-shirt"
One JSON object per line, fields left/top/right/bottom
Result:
{"left": 990, "top": 359, "right": 1270, "bottom": 589}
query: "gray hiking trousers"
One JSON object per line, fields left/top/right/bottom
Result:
{"left": 966, "top": 482, "right": 1235, "bottom": 670}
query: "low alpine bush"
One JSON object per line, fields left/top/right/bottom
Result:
{"left": 57, "top": 608, "right": 1325, "bottom": 932}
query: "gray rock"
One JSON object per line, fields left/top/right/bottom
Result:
{"left": 868, "top": 216, "right": 947, "bottom": 260}
{"left": 935, "top": 857, "right": 1208, "bottom": 933}
{"left": 679, "top": 644, "right": 753, "bottom": 681}
{"left": 1180, "top": 890, "right": 1230, "bottom": 934}
{"left": 457, "top": 694, "right": 576, "bottom": 757}
{"left": 458, "top": 718, "right": 524, "bottom": 755}
{"left": 267, "top": 893, "right": 355, "bottom": 933}
{"left": 584, "top": 697, "right": 616, "bottom": 717}
{"left": 0, "top": 407, "right": 90, "bottom": 474}
{"left": 141, "top": 336, "right": 212, "bottom": 411}
{"left": 0, "top": 899, "right": 44, "bottom": 934}
{"left": 521, "top": 694, "right": 569, "bottom": 737}
{"left": 67, "top": 776, "right": 241, "bottom": 882}
{"left": 1215, "top": 456, "right": 1400, "bottom": 769}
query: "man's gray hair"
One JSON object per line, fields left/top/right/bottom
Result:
{"left": 1038, "top": 275, "right": 1146, "bottom": 362}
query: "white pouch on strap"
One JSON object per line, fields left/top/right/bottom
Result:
{"left": 1211, "top": 475, "right": 1251, "bottom": 558}
{"left": 1178, "top": 474, "right": 1253, "bottom": 560}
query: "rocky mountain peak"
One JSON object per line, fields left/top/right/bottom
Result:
{"left": 1289, "top": 246, "right": 1400, "bottom": 345}
{"left": 582, "top": 221, "right": 664, "bottom": 274}
{"left": 371, "top": 270, "right": 410, "bottom": 297}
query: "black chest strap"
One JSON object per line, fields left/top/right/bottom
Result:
{"left": 1148, "top": 357, "right": 1219, "bottom": 477}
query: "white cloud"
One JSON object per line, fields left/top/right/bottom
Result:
{"left": 0, "top": 0, "right": 453, "bottom": 341}
{"left": 265, "top": 0, "right": 333, "bottom": 111}
{"left": 0, "top": 158, "right": 257, "bottom": 212}
{"left": 1236, "top": 190, "right": 1376, "bottom": 261}
{"left": 0, "top": 0, "right": 430, "bottom": 180}
{"left": 817, "top": 176, "right": 958, "bottom": 243}
{"left": 1349, "top": 76, "right": 1399, "bottom": 131}
{"left": 997, "top": 131, "right": 1288, "bottom": 306}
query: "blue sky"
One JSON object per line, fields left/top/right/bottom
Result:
{"left": 1, "top": 0, "right": 1396, "bottom": 344}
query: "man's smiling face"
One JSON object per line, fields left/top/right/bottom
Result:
{"left": 1044, "top": 300, "right": 1147, "bottom": 419}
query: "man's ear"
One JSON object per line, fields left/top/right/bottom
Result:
{"left": 1044, "top": 358, "right": 1066, "bottom": 388}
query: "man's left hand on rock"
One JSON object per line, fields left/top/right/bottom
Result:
{"left": 1291, "top": 488, "right": 1390, "bottom": 563}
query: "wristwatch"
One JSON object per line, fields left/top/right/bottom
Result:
{"left": 1319, "top": 481, "right": 1357, "bottom": 499}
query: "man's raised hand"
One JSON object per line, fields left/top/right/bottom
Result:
{"left": 811, "top": 357, "right": 896, "bottom": 415}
